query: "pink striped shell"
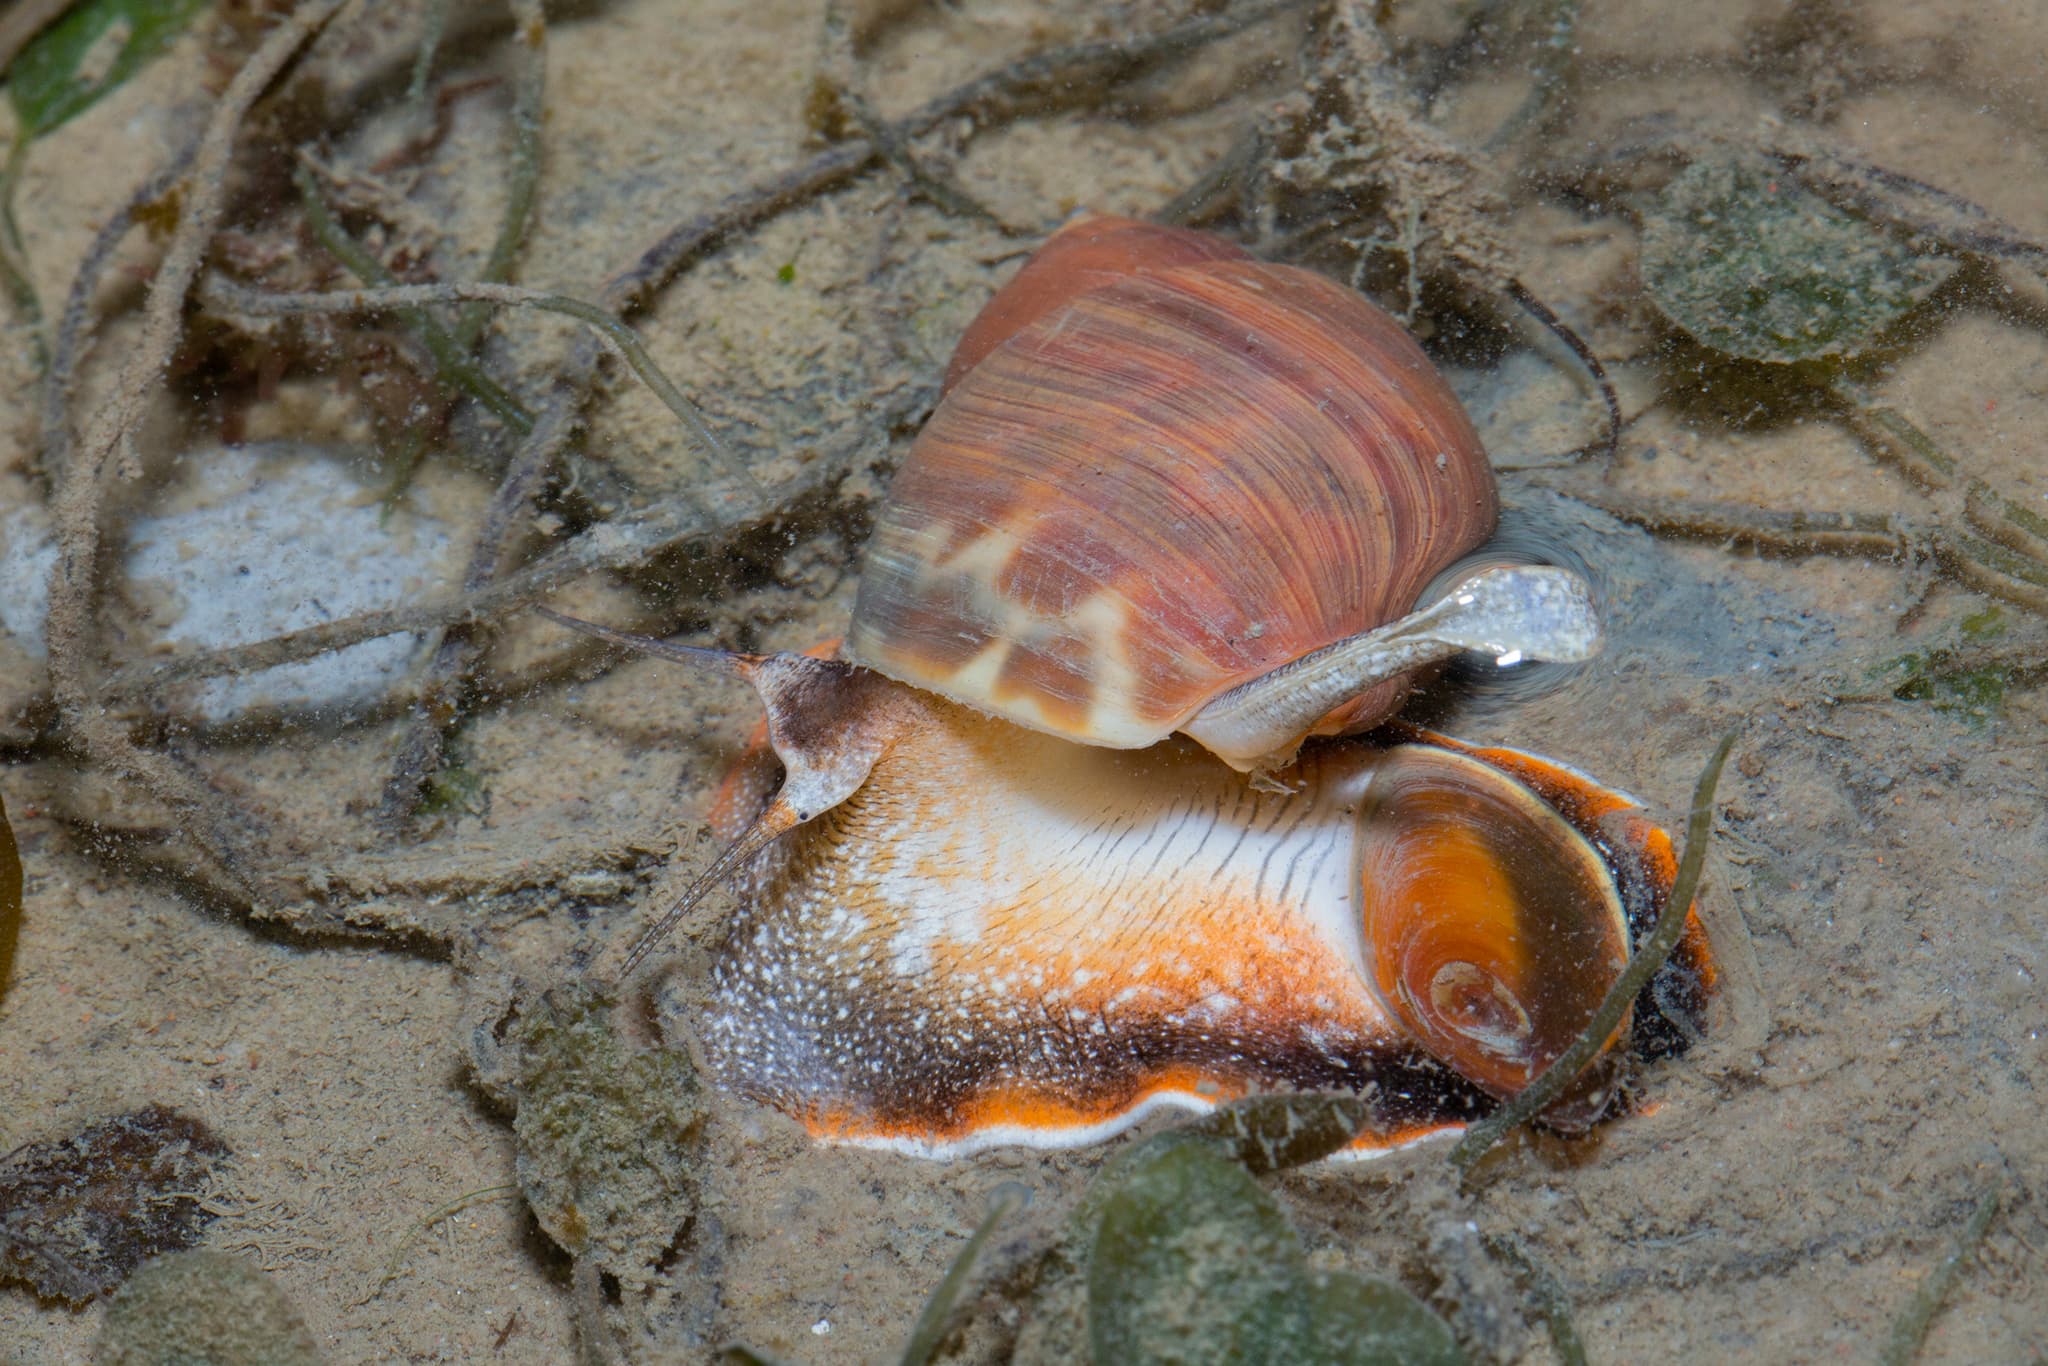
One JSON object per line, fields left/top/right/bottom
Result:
{"left": 845, "top": 214, "right": 1498, "bottom": 752}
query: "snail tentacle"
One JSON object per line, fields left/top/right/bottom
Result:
{"left": 534, "top": 606, "right": 752, "bottom": 675}
{"left": 538, "top": 610, "right": 914, "bottom": 977}
{"left": 611, "top": 655, "right": 911, "bottom": 979}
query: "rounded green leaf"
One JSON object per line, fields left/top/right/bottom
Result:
{"left": 97, "top": 1251, "right": 323, "bottom": 1366}
{"left": 1296, "top": 1271, "right": 1468, "bottom": 1366}
{"left": 1087, "top": 1139, "right": 1310, "bottom": 1365}
{"left": 1640, "top": 156, "right": 1954, "bottom": 364}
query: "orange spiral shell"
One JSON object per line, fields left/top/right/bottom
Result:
{"left": 846, "top": 214, "right": 1499, "bottom": 751}
{"left": 1353, "top": 744, "right": 1633, "bottom": 1123}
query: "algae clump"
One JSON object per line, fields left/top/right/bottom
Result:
{"left": 1641, "top": 156, "right": 1954, "bottom": 365}
{"left": 1085, "top": 1128, "right": 1466, "bottom": 1366}
{"left": 507, "top": 979, "right": 703, "bottom": 1291}
{"left": 0, "top": 1105, "right": 229, "bottom": 1302}
{"left": 96, "top": 1250, "right": 322, "bottom": 1366}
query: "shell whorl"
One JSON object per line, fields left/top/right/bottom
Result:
{"left": 1353, "top": 744, "right": 1633, "bottom": 1124}
{"left": 940, "top": 215, "right": 1254, "bottom": 393}
{"left": 847, "top": 215, "right": 1497, "bottom": 750}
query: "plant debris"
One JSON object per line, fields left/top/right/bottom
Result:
{"left": 504, "top": 980, "right": 704, "bottom": 1293}
{"left": 1640, "top": 155, "right": 1955, "bottom": 365}
{"left": 0, "top": 1105, "right": 231, "bottom": 1303}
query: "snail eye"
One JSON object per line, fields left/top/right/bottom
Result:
{"left": 1354, "top": 745, "right": 1632, "bottom": 1115}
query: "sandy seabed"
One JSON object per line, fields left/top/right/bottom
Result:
{"left": 2, "top": 0, "right": 2046, "bottom": 1361}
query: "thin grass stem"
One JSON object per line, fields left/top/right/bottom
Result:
{"left": 1877, "top": 1183, "right": 2002, "bottom": 1366}
{"left": 1451, "top": 733, "right": 1734, "bottom": 1172}
{"left": 201, "top": 275, "right": 745, "bottom": 486}
{"left": 292, "top": 164, "right": 534, "bottom": 433}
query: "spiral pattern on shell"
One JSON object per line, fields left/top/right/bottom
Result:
{"left": 1354, "top": 744, "right": 1634, "bottom": 1125}
{"left": 847, "top": 214, "right": 1499, "bottom": 752}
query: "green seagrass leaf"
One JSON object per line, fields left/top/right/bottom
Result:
{"left": 1641, "top": 156, "right": 1954, "bottom": 364}
{"left": 6, "top": 0, "right": 207, "bottom": 139}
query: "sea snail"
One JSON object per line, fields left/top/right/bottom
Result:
{"left": 849, "top": 214, "right": 1597, "bottom": 775}
{"left": 552, "top": 213, "right": 1715, "bottom": 1158}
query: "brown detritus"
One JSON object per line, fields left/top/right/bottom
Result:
{"left": 0, "top": 1106, "right": 232, "bottom": 1303}
{"left": 30, "top": 0, "right": 559, "bottom": 912}
{"left": 40, "top": 0, "right": 351, "bottom": 919}
{"left": 1935, "top": 543, "right": 2048, "bottom": 618}
{"left": 199, "top": 204, "right": 732, "bottom": 840}
{"left": 240, "top": 2, "right": 552, "bottom": 593}
{"left": 49, "top": 818, "right": 385, "bottom": 948}
{"left": 802, "top": 69, "right": 857, "bottom": 146}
